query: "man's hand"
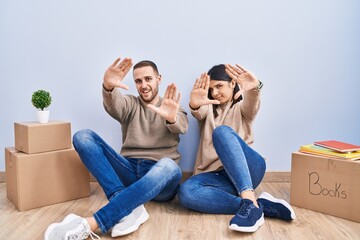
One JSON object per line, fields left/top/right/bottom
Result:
{"left": 147, "top": 83, "right": 181, "bottom": 123}
{"left": 225, "top": 64, "right": 259, "bottom": 100}
{"left": 189, "top": 73, "right": 220, "bottom": 109}
{"left": 103, "top": 57, "right": 133, "bottom": 91}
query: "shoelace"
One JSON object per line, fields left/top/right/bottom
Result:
{"left": 237, "top": 200, "right": 252, "bottom": 215}
{"left": 68, "top": 221, "right": 101, "bottom": 240}
{"left": 263, "top": 206, "right": 279, "bottom": 218}
{"left": 88, "top": 231, "right": 100, "bottom": 240}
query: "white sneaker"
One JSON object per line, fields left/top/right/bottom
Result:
{"left": 44, "top": 213, "right": 100, "bottom": 240}
{"left": 111, "top": 205, "right": 149, "bottom": 237}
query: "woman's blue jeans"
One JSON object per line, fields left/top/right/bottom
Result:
{"left": 178, "top": 125, "right": 266, "bottom": 214}
{"left": 73, "top": 129, "right": 182, "bottom": 233}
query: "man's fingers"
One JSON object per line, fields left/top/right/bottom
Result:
{"left": 122, "top": 58, "right": 133, "bottom": 70}
{"left": 176, "top": 91, "right": 181, "bottom": 103}
{"left": 112, "top": 58, "right": 121, "bottom": 67}
{"left": 147, "top": 104, "right": 161, "bottom": 115}
{"left": 163, "top": 84, "right": 171, "bottom": 99}
{"left": 168, "top": 83, "right": 176, "bottom": 100}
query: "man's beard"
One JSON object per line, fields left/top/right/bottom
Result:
{"left": 140, "top": 87, "right": 158, "bottom": 103}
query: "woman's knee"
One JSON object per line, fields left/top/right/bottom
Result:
{"left": 212, "top": 125, "right": 233, "bottom": 141}
{"left": 178, "top": 178, "right": 199, "bottom": 208}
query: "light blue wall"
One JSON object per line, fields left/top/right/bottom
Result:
{"left": 1, "top": 0, "right": 360, "bottom": 172}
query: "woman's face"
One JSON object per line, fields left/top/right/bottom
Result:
{"left": 209, "top": 79, "right": 235, "bottom": 104}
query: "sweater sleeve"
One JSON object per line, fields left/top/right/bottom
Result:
{"left": 190, "top": 104, "right": 210, "bottom": 121}
{"left": 240, "top": 89, "right": 261, "bottom": 121}
{"left": 102, "top": 88, "right": 134, "bottom": 123}
{"left": 166, "top": 106, "right": 189, "bottom": 134}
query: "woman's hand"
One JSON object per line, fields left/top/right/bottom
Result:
{"left": 225, "top": 64, "right": 259, "bottom": 100}
{"left": 189, "top": 73, "right": 220, "bottom": 109}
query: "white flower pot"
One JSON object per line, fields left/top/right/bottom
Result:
{"left": 36, "top": 110, "right": 50, "bottom": 123}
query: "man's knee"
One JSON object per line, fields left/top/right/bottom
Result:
{"left": 73, "top": 129, "right": 95, "bottom": 147}
{"left": 157, "top": 158, "right": 182, "bottom": 178}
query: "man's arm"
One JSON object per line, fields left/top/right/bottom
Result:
{"left": 102, "top": 57, "right": 134, "bottom": 122}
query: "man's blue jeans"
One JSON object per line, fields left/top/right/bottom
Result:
{"left": 178, "top": 125, "right": 266, "bottom": 214}
{"left": 73, "top": 129, "right": 182, "bottom": 233}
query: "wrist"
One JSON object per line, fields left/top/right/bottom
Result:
{"left": 166, "top": 117, "right": 177, "bottom": 124}
{"left": 189, "top": 103, "right": 200, "bottom": 111}
{"left": 102, "top": 83, "right": 114, "bottom": 92}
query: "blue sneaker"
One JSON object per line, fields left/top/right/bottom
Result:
{"left": 257, "top": 192, "right": 296, "bottom": 221}
{"left": 229, "top": 199, "right": 265, "bottom": 232}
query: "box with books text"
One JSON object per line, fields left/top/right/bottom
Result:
{"left": 290, "top": 152, "right": 360, "bottom": 222}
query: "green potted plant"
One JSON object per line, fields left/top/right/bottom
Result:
{"left": 31, "top": 89, "right": 52, "bottom": 123}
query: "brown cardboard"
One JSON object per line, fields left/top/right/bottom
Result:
{"left": 14, "top": 121, "right": 71, "bottom": 154}
{"left": 5, "top": 147, "right": 90, "bottom": 211}
{"left": 290, "top": 152, "right": 360, "bottom": 222}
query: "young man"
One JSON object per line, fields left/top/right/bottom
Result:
{"left": 44, "top": 57, "right": 189, "bottom": 240}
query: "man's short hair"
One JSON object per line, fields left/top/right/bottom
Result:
{"left": 133, "top": 60, "right": 159, "bottom": 75}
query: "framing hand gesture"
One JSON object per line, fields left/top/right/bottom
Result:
{"left": 189, "top": 73, "right": 220, "bottom": 109}
{"left": 103, "top": 57, "right": 133, "bottom": 91}
{"left": 225, "top": 64, "right": 259, "bottom": 100}
{"left": 147, "top": 83, "right": 181, "bottom": 124}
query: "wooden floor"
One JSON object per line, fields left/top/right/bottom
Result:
{"left": 1, "top": 182, "right": 360, "bottom": 240}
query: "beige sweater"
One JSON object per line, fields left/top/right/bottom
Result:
{"left": 191, "top": 89, "right": 261, "bottom": 174}
{"left": 103, "top": 88, "right": 189, "bottom": 163}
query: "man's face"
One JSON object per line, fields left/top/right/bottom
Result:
{"left": 133, "top": 66, "right": 161, "bottom": 104}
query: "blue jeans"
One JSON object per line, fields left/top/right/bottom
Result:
{"left": 73, "top": 129, "right": 182, "bottom": 233}
{"left": 178, "top": 125, "right": 266, "bottom": 214}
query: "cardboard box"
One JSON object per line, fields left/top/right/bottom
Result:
{"left": 5, "top": 147, "right": 90, "bottom": 211}
{"left": 291, "top": 152, "right": 360, "bottom": 222}
{"left": 14, "top": 121, "right": 71, "bottom": 154}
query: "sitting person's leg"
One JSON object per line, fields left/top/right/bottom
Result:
{"left": 211, "top": 125, "right": 266, "bottom": 232}
{"left": 111, "top": 157, "right": 182, "bottom": 237}
{"left": 73, "top": 129, "right": 138, "bottom": 199}
{"left": 95, "top": 157, "right": 181, "bottom": 233}
{"left": 145, "top": 158, "right": 182, "bottom": 202}
{"left": 45, "top": 129, "right": 156, "bottom": 239}
{"left": 212, "top": 125, "right": 266, "bottom": 198}
{"left": 45, "top": 156, "right": 181, "bottom": 239}
{"left": 213, "top": 126, "right": 295, "bottom": 224}
{"left": 178, "top": 170, "right": 241, "bottom": 214}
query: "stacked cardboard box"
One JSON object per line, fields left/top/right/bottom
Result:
{"left": 291, "top": 152, "right": 360, "bottom": 222}
{"left": 5, "top": 121, "right": 90, "bottom": 211}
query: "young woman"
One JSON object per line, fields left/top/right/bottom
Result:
{"left": 178, "top": 64, "right": 295, "bottom": 233}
